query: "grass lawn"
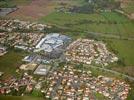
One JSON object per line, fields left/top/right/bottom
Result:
{"left": 30, "top": 90, "right": 43, "bottom": 98}
{"left": 0, "top": 49, "right": 27, "bottom": 78}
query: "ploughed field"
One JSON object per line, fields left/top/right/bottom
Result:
{"left": 7, "top": 0, "right": 56, "bottom": 20}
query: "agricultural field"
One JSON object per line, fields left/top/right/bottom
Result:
{"left": 7, "top": 0, "right": 55, "bottom": 20}
{"left": 104, "top": 39, "right": 134, "bottom": 76}
{"left": 40, "top": 11, "right": 134, "bottom": 38}
{"left": 4, "top": 0, "right": 87, "bottom": 20}
{"left": 105, "top": 39, "right": 134, "bottom": 66}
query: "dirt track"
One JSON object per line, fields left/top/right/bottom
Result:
{"left": 119, "top": 0, "right": 134, "bottom": 19}
{"left": 8, "top": 0, "right": 55, "bottom": 20}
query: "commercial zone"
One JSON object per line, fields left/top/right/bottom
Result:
{"left": 35, "top": 33, "right": 71, "bottom": 58}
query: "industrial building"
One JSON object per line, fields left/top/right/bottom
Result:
{"left": 35, "top": 33, "right": 71, "bottom": 59}
{"left": 34, "top": 64, "right": 51, "bottom": 76}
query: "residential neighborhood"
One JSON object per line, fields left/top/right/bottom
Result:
{"left": 0, "top": 73, "right": 35, "bottom": 95}
{"left": 42, "top": 65, "right": 130, "bottom": 100}
{"left": 65, "top": 39, "right": 118, "bottom": 66}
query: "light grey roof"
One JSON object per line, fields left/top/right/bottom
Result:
{"left": 42, "top": 44, "right": 53, "bottom": 52}
{"left": 45, "top": 38, "right": 57, "bottom": 44}
{"left": 35, "top": 33, "right": 71, "bottom": 58}
{"left": 34, "top": 64, "right": 51, "bottom": 75}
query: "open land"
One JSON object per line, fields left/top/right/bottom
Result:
{"left": 0, "top": 50, "right": 27, "bottom": 78}
{"left": 7, "top": 0, "right": 55, "bottom": 20}
{"left": 0, "top": 96, "right": 43, "bottom": 100}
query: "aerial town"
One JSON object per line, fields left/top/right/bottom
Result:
{"left": 0, "top": 0, "right": 134, "bottom": 100}
{"left": 0, "top": 18, "right": 132, "bottom": 100}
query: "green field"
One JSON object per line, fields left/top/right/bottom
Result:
{"left": 0, "top": 0, "right": 32, "bottom": 8}
{"left": 0, "top": 50, "right": 27, "bottom": 78}
{"left": 0, "top": 96, "right": 43, "bottom": 100}
{"left": 105, "top": 39, "right": 134, "bottom": 66}
{"left": 40, "top": 11, "right": 134, "bottom": 38}
{"left": 103, "top": 39, "right": 134, "bottom": 76}
{"left": 56, "top": 0, "right": 86, "bottom": 6}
